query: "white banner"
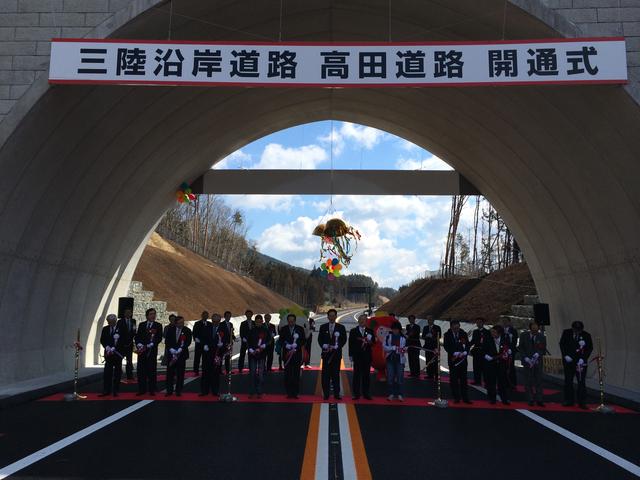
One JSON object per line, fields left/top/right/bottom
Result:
{"left": 48, "top": 38, "right": 628, "bottom": 87}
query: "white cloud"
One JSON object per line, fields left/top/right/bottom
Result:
{"left": 257, "top": 216, "right": 320, "bottom": 254}
{"left": 254, "top": 143, "right": 327, "bottom": 169}
{"left": 255, "top": 195, "right": 458, "bottom": 287}
{"left": 213, "top": 149, "right": 252, "bottom": 169}
{"left": 318, "top": 122, "right": 386, "bottom": 157}
{"left": 395, "top": 154, "right": 453, "bottom": 171}
{"left": 339, "top": 122, "right": 385, "bottom": 149}
{"left": 318, "top": 129, "right": 345, "bottom": 157}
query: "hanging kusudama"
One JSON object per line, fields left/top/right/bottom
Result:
{"left": 313, "top": 218, "right": 361, "bottom": 269}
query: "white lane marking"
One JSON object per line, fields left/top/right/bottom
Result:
{"left": 0, "top": 400, "right": 152, "bottom": 479}
{"left": 0, "top": 374, "right": 200, "bottom": 479}
{"left": 464, "top": 370, "right": 638, "bottom": 475}
{"left": 315, "top": 403, "right": 329, "bottom": 480}
{"left": 337, "top": 403, "right": 357, "bottom": 479}
{"left": 517, "top": 409, "right": 640, "bottom": 477}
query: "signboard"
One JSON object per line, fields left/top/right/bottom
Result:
{"left": 48, "top": 38, "right": 628, "bottom": 87}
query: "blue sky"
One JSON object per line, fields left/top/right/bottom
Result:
{"left": 214, "top": 121, "right": 479, "bottom": 289}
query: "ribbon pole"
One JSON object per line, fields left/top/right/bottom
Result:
{"left": 65, "top": 328, "right": 87, "bottom": 401}
{"left": 428, "top": 332, "right": 448, "bottom": 408}
{"left": 220, "top": 339, "right": 237, "bottom": 403}
{"left": 593, "top": 337, "right": 614, "bottom": 414}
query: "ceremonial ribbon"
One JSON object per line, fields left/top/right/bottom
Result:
{"left": 284, "top": 332, "right": 299, "bottom": 367}
{"left": 170, "top": 334, "right": 186, "bottom": 367}
{"left": 214, "top": 331, "right": 226, "bottom": 366}
{"left": 326, "top": 331, "right": 341, "bottom": 365}
{"left": 147, "top": 328, "right": 157, "bottom": 358}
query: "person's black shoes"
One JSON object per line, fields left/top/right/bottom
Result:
{"left": 537, "top": 402, "right": 545, "bottom": 407}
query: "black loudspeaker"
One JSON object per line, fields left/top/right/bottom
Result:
{"left": 534, "top": 303, "right": 550, "bottom": 326}
{"left": 118, "top": 297, "right": 134, "bottom": 319}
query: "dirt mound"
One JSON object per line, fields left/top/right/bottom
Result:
{"left": 133, "top": 233, "right": 299, "bottom": 319}
{"left": 381, "top": 263, "right": 536, "bottom": 323}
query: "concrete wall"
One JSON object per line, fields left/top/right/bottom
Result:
{"left": 532, "top": 0, "right": 640, "bottom": 99}
{"left": 0, "top": 0, "right": 639, "bottom": 142}
{"left": 0, "top": 0, "right": 639, "bottom": 400}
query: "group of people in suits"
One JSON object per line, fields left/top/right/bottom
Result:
{"left": 449, "top": 317, "right": 592, "bottom": 407}
{"left": 100, "top": 308, "right": 593, "bottom": 407}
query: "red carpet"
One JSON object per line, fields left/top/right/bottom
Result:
{"left": 37, "top": 392, "right": 636, "bottom": 413}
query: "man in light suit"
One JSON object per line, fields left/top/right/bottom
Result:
{"left": 317, "top": 309, "right": 347, "bottom": 400}
{"left": 518, "top": 322, "right": 547, "bottom": 406}
{"left": 100, "top": 314, "right": 125, "bottom": 397}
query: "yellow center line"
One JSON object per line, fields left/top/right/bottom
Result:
{"left": 346, "top": 403, "right": 373, "bottom": 480}
{"left": 300, "top": 402, "right": 321, "bottom": 479}
{"left": 340, "top": 358, "right": 352, "bottom": 398}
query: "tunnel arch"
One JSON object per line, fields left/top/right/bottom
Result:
{"left": 0, "top": 0, "right": 639, "bottom": 397}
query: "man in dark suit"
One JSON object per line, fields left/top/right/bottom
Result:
{"left": 317, "top": 308, "right": 347, "bottom": 400}
{"left": 221, "top": 311, "right": 236, "bottom": 375}
{"left": 200, "top": 313, "right": 229, "bottom": 396}
{"left": 192, "top": 311, "right": 209, "bottom": 375}
{"left": 502, "top": 317, "right": 519, "bottom": 387}
{"left": 519, "top": 321, "right": 547, "bottom": 406}
{"left": 238, "top": 310, "right": 254, "bottom": 373}
{"left": 280, "top": 313, "right": 305, "bottom": 398}
{"left": 348, "top": 313, "right": 375, "bottom": 400}
{"left": 469, "top": 317, "right": 490, "bottom": 385}
{"left": 559, "top": 320, "right": 593, "bottom": 409}
{"left": 421, "top": 315, "right": 442, "bottom": 380}
{"left": 161, "top": 314, "right": 176, "bottom": 367}
{"left": 443, "top": 320, "right": 472, "bottom": 404}
{"left": 134, "top": 308, "right": 163, "bottom": 396}
{"left": 405, "top": 314, "right": 422, "bottom": 377}
{"left": 483, "top": 325, "right": 511, "bottom": 405}
{"left": 265, "top": 313, "right": 277, "bottom": 372}
{"left": 100, "top": 314, "right": 126, "bottom": 397}
{"left": 116, "top": 308, "right": 136, "bottom": 380}
{"left": 165, "top": 315, "right": 192, "bottom": 397}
